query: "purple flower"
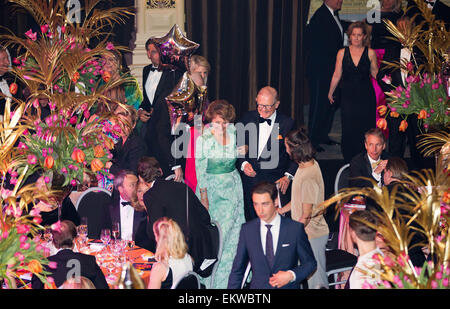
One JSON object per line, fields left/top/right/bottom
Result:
{"left": 432, "top": 83, "right": 439, "bottom": 90}
{"left": 27, "top": 154, "right": 38, "bottom": 165}
{"left": 40, "top": 24, "right": 49, "bottom": 34}
{"left": 106, "top": 42, "right": 115, "bottom": 50}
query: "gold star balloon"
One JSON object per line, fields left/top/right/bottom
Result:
{"left": 151, "top": 24, "right": 200, "bottom": 72}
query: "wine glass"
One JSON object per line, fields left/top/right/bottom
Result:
{"left": 105, "top": 261, "right": 117, "bottom": 284}
{"left": 100, "top": 229, "right": 111, "bottom": 247}
{"left": 112, "top": 222, "right": 120, "bottom": 241}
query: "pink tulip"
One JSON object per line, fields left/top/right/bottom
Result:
{"left": 19, "top": 235, "right": 27, "bottom": 243}
{"left": 27, "top": 154, "right": 37, "bottom": 165}
{"left": 431, "top": 280, "right": 438, "bottom": 289}
{"left": 20, "top": 242, "right": 30, "bottom": 250}
{"left": 14, "top": 252, "right": 25, "bottom": 262}
{"left": 51, "top": 221, "right": 62, "bottom": 233}
{"left": 71, "top": 179, "right": 77, "bottom": 186}
{"left": 40, "top": 24, "right": 49, "bottom": 34}
{"left": 2, "top": 231, "right": 9, "bottom": 239}
{"left": 25, "top": 29, "right": 37, "bottom": 41}
{"left": 432, "top": 83, "right": 439, "bottom": 90}
{"left": 106, "top": 42, "right": 115, "bottom": 50}
{"left": 48, "top": 261, "right": 57, "bottom": 269}
{"left": 443, "top": 278, "right": 449, "bottom": 287}
{"left": 16, "top": 224, "right": 30, "bottom": 234}
{"left": 382, "top": 75, "right": 392, "bottom": 85}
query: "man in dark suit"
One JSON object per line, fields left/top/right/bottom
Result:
{"left": 137, "top": 157, "right": 216, "bottom": 273}
{"left": 406, "top": 0, "right": 450, "bottom": 30}
{"left": 305, "top": 0, "right": 350, "bottom": 151}
{"left": 237, "top": 86, "right": 297, "bottom": 222}
{"left": 31, "top": 220, "right": 109, "bottom": 289}
{"left": 108, "top": 170, "right": 147, "bottom": 244}
{"left": 138, "top": 38, "right": 184, "bottom": 180}
{"left": 227, "top": 182, "right": 317, "bottom": 289}
{"left": 349, "top": 128, "right": 390, "bottom": 188}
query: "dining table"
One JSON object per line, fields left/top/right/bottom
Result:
{"left": 11, "top": 238, "right": 155, "bottom": 289}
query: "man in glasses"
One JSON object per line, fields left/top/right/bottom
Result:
{"left": 237, "top": 86, "right": 297, "bottom": 222}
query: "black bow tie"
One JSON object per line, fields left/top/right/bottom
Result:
{"left": 121, "top": 201, "right": 131, "bottom": 207}
{"left": 149, "top": 66, "right": 159, "bottom": 72}
{"left": 334, "top": 10, "right": 340, "bottom": 17}
{"left": 259, "top": 117, "right": 272, "bottom": 126}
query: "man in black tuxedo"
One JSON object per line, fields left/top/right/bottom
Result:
{"left": 237, "top": 86, "right": 297, "bottom": 222}
{"left": 108, "top": 170, "right": 148, "bottom": 244}
{"left": 138, "top": 38, "right": 184, "bottom": 180}
{"left": 349, "top": 128, "right": 390, "bottom": 188}
{"left": 228, "top": 182, "right": 316, "bottom": 289}
{"left": 137, "top": 157, "right": 216, "bottom": 273}
{"left": 31, "top": 220, "right": 109, "bottom": 289}
{"left": 305, "top": 0, "right": 350, "bottom": 151}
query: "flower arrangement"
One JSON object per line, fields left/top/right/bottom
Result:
{"left": 0, "top": 99, "right": 54, "bottom": 288}
{"left": 0, "top": 0, "right": 134, "bottom": 288}
{"left": 376, "top": 0, "right": 450, "bottom": 132}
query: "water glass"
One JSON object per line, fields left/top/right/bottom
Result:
{"left": 100, "top": 229, "right": 111, "bottom": 247}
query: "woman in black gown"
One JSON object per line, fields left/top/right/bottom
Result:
{"left": 328, "top": 21, "right": 379, "bottom": 163}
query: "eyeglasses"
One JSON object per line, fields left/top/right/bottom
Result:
{"left": 257, "top": 103, "right": 276, "bottom": 110}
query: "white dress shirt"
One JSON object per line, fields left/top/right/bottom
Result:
{"left": 400, "top": 48, "right": 412, "bottom": 86}
{"left": 260, "top": 214, "right": 296, "bottom": 282}
{"left": 144, "top": 67, "right": 163, "bottom": 106}
{"left": 119, "top": 196, "right": 134, "bottom": 241}
{"left": 260, "top": 213, "right": 281, "bottom": 256}
{"left": 367, "top": 154, "right": 382, "bottom": 186}
{"left": 258, "top": 111, "right": 277, "bottom": 159}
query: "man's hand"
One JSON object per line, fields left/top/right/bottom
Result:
{"left": 374, "top": 160, "right": 388, "bottom": 175}
{"left": 275, "top": 176, "right": 291, "bottom": 195}
{"left": 138, "top": 109, "right": 151, "bottom": 123}
{"left": 173, "top": 167, "right": 184, "bottom": 182}
{"left": 243, "top": 163, "right": 256, "bottom": 177}
{"left": 269, "top": 271, "right": 294, "bottom": 288}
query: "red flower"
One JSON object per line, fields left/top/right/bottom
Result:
{"left": 376, "top": 118, "right": 387, "bottom": 130}
{"left": 418, "top": 109, "right": 427, "bottom": 119}
{"left": 71, "top": 149, "right": 86, "bottom": 163}
{"left": 9, "top": 83, "right": 18, "bottom": 95}
{"left": 399, "top": 120, "right": 408, "bottom": 132}
{"left": 44, "top": 155, "right": 54, "bottom": 169}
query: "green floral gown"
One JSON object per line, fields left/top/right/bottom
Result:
{"left": 195, "top": 125, "right": 245, "bottom": 289}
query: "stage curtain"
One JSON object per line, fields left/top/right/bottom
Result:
{"left": 185, "top": 0, "right": 311, "bottom": 125}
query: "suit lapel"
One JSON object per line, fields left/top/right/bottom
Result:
{"left": 272, "top": 217, "right": 287, "bottom": 268}
{"left": 254, "top": 219, "right": 271, "bottom": 270}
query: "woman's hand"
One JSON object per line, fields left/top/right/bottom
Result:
{"left": 199, "top": 188, "right": 209, "bottom": 210}
{"left": 328, "top": 92, "right": 335, "bottom": 104}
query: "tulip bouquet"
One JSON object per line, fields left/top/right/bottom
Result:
{"left": 377, "top": 71, "right": 449, "bottom": 132}
{"left": 0, "top": 99, "right": 54, "bottom": 288}
{"left": 376, "top": 0, "right": 450, "bottom": 133}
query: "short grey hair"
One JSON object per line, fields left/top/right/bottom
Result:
{"left": 113, "top": 169, "right": 136, "bottom": 190}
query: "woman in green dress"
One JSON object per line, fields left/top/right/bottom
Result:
{"left": 195, "top": 100, "right": 245, "bottom": 289}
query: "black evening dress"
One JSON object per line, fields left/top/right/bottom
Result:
{"left": 340, "top": 47, "right": 376, "bottom": 163}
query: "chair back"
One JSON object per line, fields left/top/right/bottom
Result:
{"left": 334, "top": 163, "right": 350, "bottom": 194}
{"left": 173, "top": 271, "right": 201, "bottom": 289}
{"left": 240, "top": 262, "right": 252, "bottom": 289}
{"left": 196, "top": 220, "right": 222, "bottom": 281}
{"left": 77, "top": 187, "right": 112, "bottom": 239}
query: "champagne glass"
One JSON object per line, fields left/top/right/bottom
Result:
{"left": 100, "top": 229, "right": 111, "bottom": 247}
{"left": 112, "top": 222, "right": 120, "bottom": 241}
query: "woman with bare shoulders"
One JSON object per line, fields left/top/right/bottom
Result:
{"left": 328, "top": 21, "right": 379, "bottom": 163}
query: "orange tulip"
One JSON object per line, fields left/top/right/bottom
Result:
{"left": 418, "top": 109, "right": 427, "bottom": 119}
{"left": 390, "top": 111, "right": 400, "bottom": 118}
{"left": 44, "top": 155, "right": 54, "bottom": 169}
{"left": 93, "top": 145, "right": 105, "bottom": 158}
{"left": 71, "top": 71, "right": 80, "bottom": 83}
{"left": 91, "top": 158, "right": 104, "bottom": 172}
{"left": 9, "top": 83, "right": 18, "bottom": 95}
{"left": 71, "top": 149, "right": 85, "bottom": 163}
{"left": 28, "top": 259, "right": 43, "bottom": 274}
{"left": 377, "top": 105, "right": 387, "bottom": 117}
{"left": 102, "top": 71, "right": 111, "bottom": 83}
{"left": 377, "top": 118, "right": 388, "bottom": 130}
{"left": 103, "top": 137, "right": 115, "bottom": 150}
{"left": 399, "top": 120, "right": 408, "bottom": 132}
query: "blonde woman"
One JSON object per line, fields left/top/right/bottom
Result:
{"left": 148, "top": 217, "right": 193, "bottom": 289}
{"left": 328, "top": 21, "right": 379, "bottom": 163}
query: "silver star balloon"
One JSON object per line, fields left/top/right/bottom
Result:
{"left": 151, "top": 24, "right": 200, "bottom": 72}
